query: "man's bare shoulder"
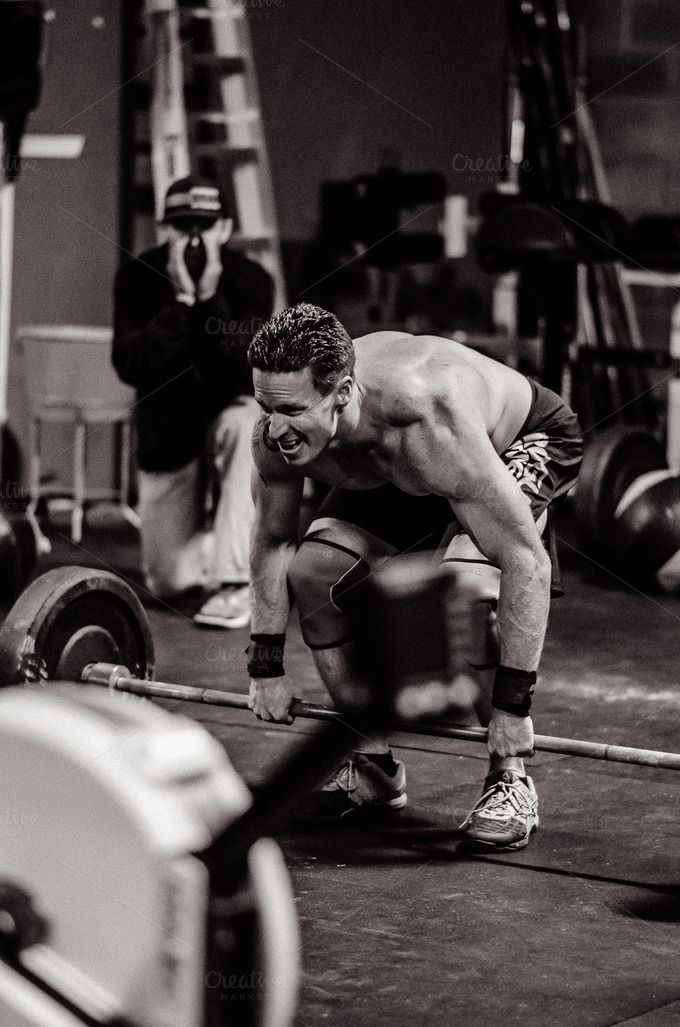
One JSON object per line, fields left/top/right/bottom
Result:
{"left": 354, "top": 333, "right": 484, "bottom": 417}
{"left": 354, "top": 331, "right": 479, "bottom": 379}
{"left": 353, "top": 329, "right": 414, "bottom": 346}
{"left": 354, "top": 332, "right": 530, "bottom": 444}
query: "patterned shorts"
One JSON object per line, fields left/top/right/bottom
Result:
{"left": 495, "top": 379, "right": 583, "bottom": 595}
{"left": 501, "top": 379, "right": 583, "bottom": 520}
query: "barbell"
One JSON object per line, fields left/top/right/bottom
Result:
{"left": 80, "top": 662, "right": 680, "bottom": 771}
{"left": 1, "top": 565, "right": 680, "bottom": 772}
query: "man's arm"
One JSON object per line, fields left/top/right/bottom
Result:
{"left": 427, "top": 405, "right": 551, "bottom": 666}
{"left": 112, "top": 258, "right": 195, "bottom": 389}
{"left": 420, "top": 398, "right": 552, "bottom": 755}
{"left": 193, "top": 256, "right": 274, "bottom": 400}
{"left": 248, "top": 431, "right": 304, "bottom": 722}
{"left": 250, "top": 462, "right": 303, "bottom": 634}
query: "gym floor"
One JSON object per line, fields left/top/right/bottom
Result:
{"left": 29, "top": 505, "right": 680, "bottom": 1027}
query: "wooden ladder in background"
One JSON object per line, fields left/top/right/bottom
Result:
{"left": 121, "top": 0, "right": 287, "bottom": 311}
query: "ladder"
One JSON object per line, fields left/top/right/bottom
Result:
{"left": 123, "top": 0, "right": 287, "bottom": 311}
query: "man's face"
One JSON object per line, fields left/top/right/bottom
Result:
{"left": 253, "top": 366, "right": 350, "bottom": 465}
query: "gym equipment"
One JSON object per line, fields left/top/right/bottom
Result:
{"left": 614, "top": 473, "right": 680, "bottom": 590}
{"left": 320, "top": 162, "right": 447, "bottom": 269}
{"left": 491, "top": 3, "right": 680, "bottom": 587}
{"left": 0, "top": 682, "right": 300, "bottom": 1027}
{"left": 479, "top": 1, "right": 653, "bottom": 427}
{"left": 574, "top": 424, "right": 667, "bottom": 571}
{"left": 3, "top": 566, "right": 680, "bottom": 771}
{"left": 78, "top": 664, "right": 680, "bottom": 772}
{"left": 0, "top": 566, "right": 154, "bottom": 685}
{"left": 574, "top": 418, "right": 680, "bottom": 591}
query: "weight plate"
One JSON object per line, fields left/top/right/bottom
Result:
{"left": 0, "top": 566, "right": 154, "bottom": 686}
{"left": 575, "top": 424, "right": 667, "bottom": 568}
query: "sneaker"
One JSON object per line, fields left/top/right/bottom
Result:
{"left": 305, "top": 754, "right": 407, "bottom": 821}
{"left": 193, "top": 585, "right": 250, "bottom": 629}
{"left": 459, "top": 771, "right": 538, "bottom": 852}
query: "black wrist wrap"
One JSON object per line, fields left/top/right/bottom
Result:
{"left": 246, "top": 633, "right": 285, "bottom": 678}
{"left": 492, "top": 665, "right": 536, "bottom": 716}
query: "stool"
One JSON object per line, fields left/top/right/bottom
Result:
{"left": 17, "top": 325, "right": 140, "bottom": 543}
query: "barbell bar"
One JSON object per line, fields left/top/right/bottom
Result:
{"left": 82, "top": 661, "right": 680, "bottom": 772}
{"left": 2, "top": 566, "right": 680, "bottom": 775}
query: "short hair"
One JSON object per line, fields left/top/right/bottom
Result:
{"left": 248, "top": 303, "right": 355, "bottom": 394}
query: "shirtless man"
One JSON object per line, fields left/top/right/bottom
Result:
{"left": 246, "top": 303, "right": 582, "bottom": 851}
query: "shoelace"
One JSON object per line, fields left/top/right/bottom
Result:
{"left": 328, "top": 760, "right": 358, "bottom": 795}
{"left": 472, "top": 779, "right": 531, "bottom": 819}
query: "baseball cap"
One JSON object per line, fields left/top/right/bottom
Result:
{"left": 162, "top": 175, "right": 228, "bottom": 223}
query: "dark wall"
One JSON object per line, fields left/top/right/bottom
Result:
{"left": 11, "top": 2, "right": 120, "bottom": 330}
{"left": 251, "top": 0, "right": 506, "bottom": 241}
{"left": 9, "top": 1, "right": 121, "bottom": 474}
{"left": 573, "top": 0, "right": 680, "bottom": 219}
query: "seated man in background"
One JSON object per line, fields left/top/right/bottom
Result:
{"left": 113, "top": 176, "right": 273, "bottom": 627}
{"left": 246, "top": 303, "right": 582, "bottom": 851}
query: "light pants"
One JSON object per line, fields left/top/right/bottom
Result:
{"left": 138, "top": 396, "right": 257, "bottom": 597}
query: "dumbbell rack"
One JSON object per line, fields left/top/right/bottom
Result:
{"left": 483, "top": 0, "right": 654, "bottom": 428}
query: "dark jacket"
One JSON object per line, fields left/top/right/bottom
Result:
{"left": 113, "top": 244, "right": 273, "bottom": 471}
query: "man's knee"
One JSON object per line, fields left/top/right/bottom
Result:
{"left": 441, "top": 557, "right": 501, "bottom": 670}
{"left": 442, "top": 530, "right": 501, "bottom": 603}
{"left": 287, "top": 525, "right": 388, "bottom": 644}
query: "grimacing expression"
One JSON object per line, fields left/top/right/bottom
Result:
{"left": 253, "top": 367, "right": 349, "bottom": 464}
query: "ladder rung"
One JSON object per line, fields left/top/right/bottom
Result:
{"left": 185, "top": 64, "right": 245, "bottom": 109}
{"left": 189, "top": 109, "right": 260, "bottom": 126}
{"left": 180, "top": 6, "right": 245, "bottom": 19}
{"left": 192, "top": 113, "right": 260, "bottom": 145}
{"left": 194, "top": 143, "right": 261, "bottom": 162}
{"left": 230, "top": 233, "right": 276, "bottom": 250}
{"left": 189, "top": 54, "right": 246, "bottom": 75}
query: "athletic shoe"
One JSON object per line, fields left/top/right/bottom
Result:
{"left": 193, "top": 585, "right": 250, "bottom": 629}
{"left": 459, "top": 770, "right": 538, "bottom": 851}
{"left": 304, "top": 754, "right": 407, "bottom": 821}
